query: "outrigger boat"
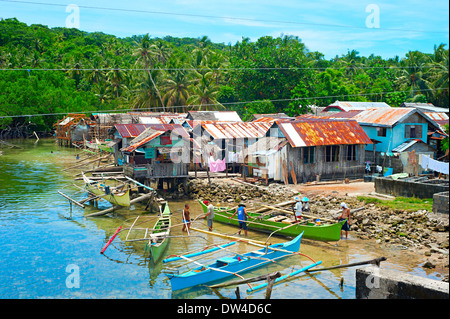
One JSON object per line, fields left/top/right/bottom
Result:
{"left": 198, "top": 199, "right": 346, "bottom": 241}
{"left": 123, "top": 201, "right": 171, "bottom": 263}
{"left": 167, "top": 232, "right": 304, "bottom": 291}
{"left": 145, "top": 201, "right": 171, "bottom": 263}
{"left": 82, "top": 173, "right": 131, "bottom": 207}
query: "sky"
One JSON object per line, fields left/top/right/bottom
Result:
{"left": 1, "top": 0, "right": 449, "bottom": 59}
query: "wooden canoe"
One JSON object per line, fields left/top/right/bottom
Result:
{"left": 168, "top": 232, "right": 303, "bottom": 291}
{"left": 146, "top": 201, "right": 171, "bottom": 263}
{"left": 82, "top": 173, "right": 131, "bottom": 207}
{"left": 198, "top": 199, "right": 345, "bottom": 242}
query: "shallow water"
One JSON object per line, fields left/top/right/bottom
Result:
{"left": 0, "top": 139, "right": 444, "bottom": 299}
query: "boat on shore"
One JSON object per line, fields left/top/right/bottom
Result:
{"left": 198, "top": 199, "right": 345, "bottom": 241}
{"left": 82, "top": 173, "right": 131, "bottom": 206}
{"left": 167, "top": 232, "right": 303, "bottom": 291}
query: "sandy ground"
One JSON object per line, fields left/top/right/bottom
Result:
{"left": 292, "top": 181, "right": 375, "bottom": 198}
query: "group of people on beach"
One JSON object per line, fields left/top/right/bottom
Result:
{"left": 181, "top": 196, "right": 351, "bottom": 239}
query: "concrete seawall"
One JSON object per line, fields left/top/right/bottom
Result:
{"left": 356, "top": 266, "right": 449, "bottom": 299}
{"left": 433, "top": 191, "right": 449, "bottom": 215}
{"left": 374, "top": 177, "right": 449, "bottom": 199}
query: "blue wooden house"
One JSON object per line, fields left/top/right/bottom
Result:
{"left": 336, "top": 107, "right": 441, "bottom": 154}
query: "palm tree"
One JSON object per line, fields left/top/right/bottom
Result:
{"left": 106, "top": 66, "right": 127, "bottom": 99}
{"left": 86, "top": 57, "right": 104, "bottom": 85}
{"left": 94, "top": 82, "right": 110, "bottom": 110}
{"left": 338, "top": 50, "right": 363, "bottom": 77}
{"left": 133, "top": 34, "right": 165, "bottom": 110}
{"left": 186, "top": 72, "right": 223, "bottom": 110}
{"left": 162, "top": 69, "right": 190, "bottom": 112}
{"left": 427, "top": 44, "right": 449, "bottom": 106}
{"left": 396, "top": 51, "right": 432, "bottom": 100}
{"left": 132, "top": 73, "right": 161, "bottom": 110}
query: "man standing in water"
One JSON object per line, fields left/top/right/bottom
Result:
{"left": 229, "top": 204, "right": 250, "bottom": 236}
{"left": 339, "top": 202, "right": 351, "bottom": 239}
{"left": 182, "top": 204, "right": 191, "bottom": 232}
{"left": 203, "top": 200, "right": 215, "bottom": 231}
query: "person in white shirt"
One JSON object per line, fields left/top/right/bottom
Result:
{"left": 293, "top": 196, "right": 302, "bottom": 222}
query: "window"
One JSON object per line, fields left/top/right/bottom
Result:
{"left": 405, "top": 125, "right": 422, "bottom": 139}
{"left": 377, "top": 127, "right": 387, "bottom": 137}
{"left": 303, "top": 146, "right": 315, "bottom": 164}
{"left": 325, "top": 145, "right": 340, "bottom": 162}
{"left": 346, "top": 145, "right": 357, "bottom": 161}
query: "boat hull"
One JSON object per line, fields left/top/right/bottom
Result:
{"left": 146, "top": 202, "right": 171, "bottom": 263}
{"left": 83, "top": 173, "right": 131, "bottom": 207}
{"left": 169, "top": 232, "right": 302, "bottom": 291}
{"left": 85, "top": 183, "right": 131, "bottom": 207}
{"left": 198, "top": 200, "right": 344, "bottom": 241}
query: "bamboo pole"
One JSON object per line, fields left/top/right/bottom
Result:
{"left": 213, "top": 212, "right": 284, "bottom": 230}
{"left": 261, "top": 205, "right": 336, "bottom": 223}
{"left": 190, "top": 227, "right": 270, "bottom": 246}
{"left": 209, "top": 271, "right": 281, "bottom": 289}
{"left": 85, "top": 193, "right": 153, "bottom": 217}
{"left": 247, "top": 261, "right": 322, "bottom": 293}
{"left": 305, "top": 257, "right": 387, "bottom": 273}
{"left": 57, "top": 191, "right": 85, "bottom": 208}
{"left": 62, "top": 154, "right": 110, "bottom": 171}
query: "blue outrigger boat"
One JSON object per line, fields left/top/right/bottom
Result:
{"left": 167, "top": 232, "right": 303, "bottom": 291}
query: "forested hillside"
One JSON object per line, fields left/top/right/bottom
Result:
{"left": 0, "top": 18, "right": 448, "bottom": 132}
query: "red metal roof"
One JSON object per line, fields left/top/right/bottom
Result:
{"left": 277, "top": 118, "right": 372, "bottom": 147}
{"left": 114, "top": 124, "right": 189, "bottom": 139}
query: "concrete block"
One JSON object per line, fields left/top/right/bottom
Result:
{"left": 433, "top": 191, "right": 449, "bottom": 215}
{"left": 356, "top": 266, "right": 449, "bottom": 299}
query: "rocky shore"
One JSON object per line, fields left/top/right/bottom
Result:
{"left": 186, "top": 178, "right": 449, "bottom": 281}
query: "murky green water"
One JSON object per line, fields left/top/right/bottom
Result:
{"left": 0, "top": 139, "right": 444, "bottom": 299}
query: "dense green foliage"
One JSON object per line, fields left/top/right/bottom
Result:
{"left": 0, "top": 18, "right": 448, "bottom": 131}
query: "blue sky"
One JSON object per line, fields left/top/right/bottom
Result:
{"left": 1, "top": 0, "right": 449, "bottom": 59}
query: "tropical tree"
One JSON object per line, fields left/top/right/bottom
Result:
{"left": 187, "top": 72, "right": 223, "bottom": 110}
{"left": 395, "top": 51, "right": 432, "bottom": 100}
{"left": 132, "top": 73, "right": 162, "bottom": 110}
{"left": 427, "top": 44, "right": 449, "bottom": 106}
{"left": 162, "top": 69, "right": 191, "bottom": 112}
{"left": 133, "top": 34, "right": 165, "bottom": 110}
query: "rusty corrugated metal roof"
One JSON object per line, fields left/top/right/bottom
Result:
{"left": 115, "top": 123, "right": 189, "bottom": 138}
{"left": 201, "top": 122, "right": 272, "bottom": 139}
{"left": 324, "top": 101, "right": 391, "bottom": 112}
{"left": 350, "top": 108, "right": 415, "bottom": 127}
{"left": 277, "top": 119, "right": 372, "bottom": 147}
{"left": 424, "top": 112, "right": 449, "bottom": 125}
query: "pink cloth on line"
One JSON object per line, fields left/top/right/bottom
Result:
{"left": 209, "top": 158, "right": 226, "bottom": 172}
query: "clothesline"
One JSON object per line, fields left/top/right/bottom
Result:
{"left": 419, "top": 154, "right": 449, "bottom": 175}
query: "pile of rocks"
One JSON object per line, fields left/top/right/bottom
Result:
{"left": 187, "top": 178, "right": 297, "bottom": 204}
{"left": 308, "top": 193, "right": 449, "bottom": 249}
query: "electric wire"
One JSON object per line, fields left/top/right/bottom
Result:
{"left": 0, "top": 87, "right": 445, "bottom": 119}
{"left": 1, "top": 0, "right": 448, "bottom": 35}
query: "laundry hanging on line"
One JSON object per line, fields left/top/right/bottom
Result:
{"left": 209, "top": 158, "right": 226, "bottom": 172}
{"left": 419, "top": 155, "right": 449, "bottom": 175}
